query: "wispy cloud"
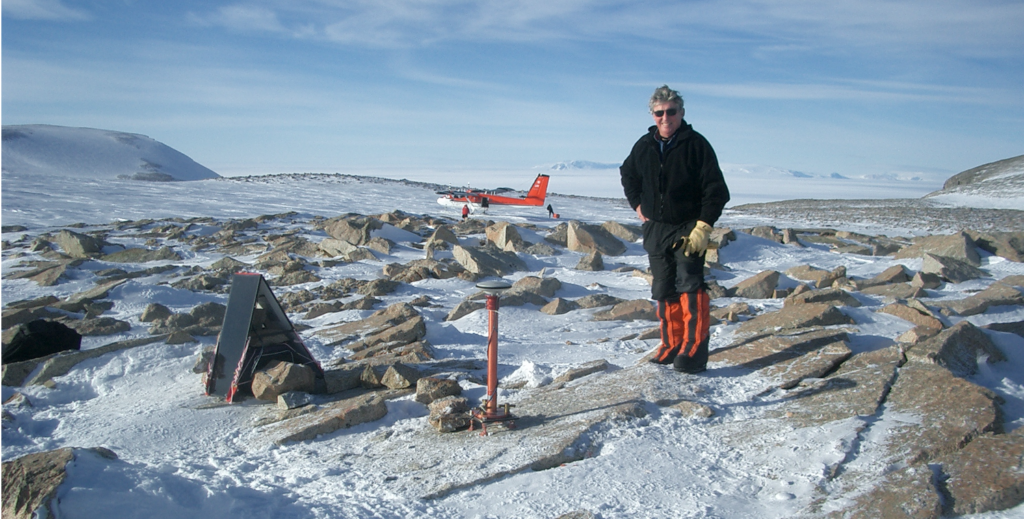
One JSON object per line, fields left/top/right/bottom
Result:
{"left": 675, "top": 79, "right": 1020, "bottom": 106}
{"left": 188, "top": 5, "right": 289, "bottom": 35}
{"left": 184, "top": 0, "right": 1024, "bottom": 58}
{"left": 2, "top": 0, "right": 90, "bottom": 21}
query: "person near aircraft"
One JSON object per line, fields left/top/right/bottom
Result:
{"left": 620, "top": 85, "right": 730, "bottom": 374}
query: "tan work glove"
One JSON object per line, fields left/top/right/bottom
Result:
{"left": 683, "top": 220, "right": 713, "bottom": 257}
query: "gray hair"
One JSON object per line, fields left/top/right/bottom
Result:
{"left": 648, "top": 85, "right": 683, "bottom": 112}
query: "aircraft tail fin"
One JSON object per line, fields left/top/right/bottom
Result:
{"left": 524, "top": 174, "right": 549, "bottom": 205}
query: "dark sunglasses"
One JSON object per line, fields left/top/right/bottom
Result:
{"left": 652, "top": 108, "right": 678, "bottom": 117}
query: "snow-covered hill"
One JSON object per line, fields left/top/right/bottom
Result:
{"left": 2, "top": 125, "right": 219, "bottom": 182}
{"left": 924, "top": 154, "right": 1024, "bottom": 210}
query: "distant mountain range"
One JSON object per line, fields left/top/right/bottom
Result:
{"left": 546, "top": 160, "right": 939, "bottom": 183}
{"left": 546, "top": 160, "right": 620, "bottom": 170}
{"left": 3, "top": 124, "right": 1019, "bottom": 209}
{"left": 2, "top": 124, "right": 219, "bottom": 181}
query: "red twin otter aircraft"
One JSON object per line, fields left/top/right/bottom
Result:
{"left": 436, "top": 174, "right": 549, "bottom": 213}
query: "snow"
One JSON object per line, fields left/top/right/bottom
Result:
{"left": 3, "top": 128, "right": 1024, "bottom": 518}
{"left": 2, "top": 125, "right": 220, "bottom": 182}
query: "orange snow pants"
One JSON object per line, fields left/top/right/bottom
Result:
{"left": 652, "top": 289, "right": 710, "bottom": 370}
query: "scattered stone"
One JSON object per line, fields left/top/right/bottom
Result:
{"left": 365, "top": 237, "right": 394, "bottom": 255}
{"left": 278, "top": 391, "right": 314, "bottom": 410}
{"left": 140, "top": 303, "right": 173, "bottom": 322}
{"left": 773, "top": 346, "right": 903, "bottom": 427}
{"left": 53, "top": 229, "right": 106, "bottom": 258}
{"left": 258, "top": 393, "right": 388, "bottom": 445}
{"left": 575, "top": 293, "right": 625, "bottom": 309}
{"left": 737, "top": 303, "right": 855, "bottom": 335}
{"left": 497, "top": 290, "right": 548, "bottom": 307}
{"left": 940, "top": 433, "right": 1024, "bottom": 516}
{"left": 784, "top": 287, "right": 861, "bottom": 307}
{"left": 344, "top": 315, "right": 427, "bottom": 354}
{"left": 511, "top": 276, "right": 562, "bottom": 298}
{"left": 415, "top": 376, "right": 462, "bottom": 404}
{"left": 358, "top": 278, "right": 401, "bottom": 297}
{"left": 452, "top": 245, "right": 526, "bottom": 277}
{"left": 566, "top": 220, "right": 627, "bottom": 256}
{"left": 710, "top": 302, "right": 751, "bottom": 322}
{"left": 897, "top": 325, "right": 943, "bottom": 344}
{"left": 785, "top": 265, "right": 844, "bottom": 289}
{"left": 210, "top": 256, "right": 249, "bottom": 271}
{"left": 936, "top": 281, "right": 1024, "bottom": 316}
{"left": 303, "top": 302, "right": 343, "bottom": 320}
{"left": 381, "top": 363, "right": 421, "bottom": 389}
{"left": 857, "top": 264, "right": 911, "bottom": 289}
{"left": 911, "top": 271, "right": 942, "bottom": 289}
{"left": 895, "top": 231, "right": 982, "bottom": 266}
{"left": 251, "top": 361, "right": 318, "bottom": 402}
{"left": 1, "top": 319, "right": 82, "bottom": 364}
{"left": 921, "top": 253, "right": 989, "bottom": 283}
{"left": 714, "top": 328, "right": 852, "bottom": 390}
{"left": 485, "top": 221, "right": 524, "bottom": 250}
{"left": 552, "top": 360, "right": 610, "bottom": 386}
{"left": 966, "top": 230, "right": 1024, "bottom": 263}
{"left": 427, "top": 225, "right": 459, "bottom": 248}
{"left": 319, "top": 237, "right": 358, "bottom": 257}
{"left": 101, "top": 246, "right": 179, "bottom": 263}
{"left": 1, "top": 447, "right": 76, "bottom": 519}
{"left": 729, "top": 270, "right": 780, "bottom": 299}
{"left": 427, "top": 395, "right": 471, "bottom": 433}
{"left": 985, "top": 320, "right": 1024, "bottom": 339}
{"left": 859, "top": 282, "right": 927, "bottom": 300}
{"left": 270, "top": 269, "right": 321, "bottom": 286}
{"left": 592, "top": 299, "right": 657, "bottom": 322}
{"left": 601, "top": 221, "right": 641, "bottom": 243}
{"left": 171, "top": 272, "right": 230, "bottom": 292}
{"left": 323, "top": 216, "right": 382, "bottom": 246}
{"left": 446, "top": 300, "right": 486, "bottom": 321}
{"left": 836, "top": 463, "right": 943, "bottom": 519}
{"left": 67, "top": 316, "right": 131, "bottom": 336}
{"left": 905, "top": 321, "right": 1005, "bottom": 377}
{"left": 49, "top": 279, "right": 128, "bottom": 313}
{"left": 318, "top": 302, "right": 419, "bottom": 342}
{"left": 884, "top": 361, "right": 1000, "bottom": 465}
{"left": 878, "top": 302, "right": 944, "bottom": 332}
{"left": 3, "top": 295, "right": 60, "bottom": 311}
{"left": 748, "top": 226, "right": 783, "bottom": 243}
{"left": 575, "top": 251, "right": 604, "bottom": 271}
{"left": 540, "top": 298, "right": 579, "bottom": 315}
{"left": 165, "top": 330, "right": 197, "bottom": 344}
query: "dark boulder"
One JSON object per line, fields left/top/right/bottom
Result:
{"left": 1, "top": 319, "right": 81, "bottom": 364}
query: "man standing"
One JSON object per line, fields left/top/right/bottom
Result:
{"left": 620, "top": 85, "right": 730, "bottom": 373}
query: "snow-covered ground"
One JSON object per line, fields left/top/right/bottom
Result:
{"left": 2, "top": 129, "right": 1024, "bottom": 518}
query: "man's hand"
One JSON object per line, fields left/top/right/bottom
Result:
{"left": 635, "top": 205, "right": 648, "bottom": 223}
{"left": 683, "top": 221, "right": 713, "bottom": 256}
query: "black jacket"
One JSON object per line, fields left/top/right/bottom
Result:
{"left": 620, "top": 122, "right": 730, "bottom": 226}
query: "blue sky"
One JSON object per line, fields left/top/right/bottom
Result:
{"left": 3, "top": 1, "right": 1023, "bottom": 180}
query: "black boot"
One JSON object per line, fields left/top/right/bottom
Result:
{"left": 673, "top": 336, "right": 708, "bottom": 373}
{"left": 672, "top": 354, "right": 706, "bottom": 373}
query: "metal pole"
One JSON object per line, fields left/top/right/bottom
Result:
{"left": 471, "top": 280, "right": 515, "bottom": 434}
{"left": 485, "top": 293, "right": 500, "bottom": 414}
